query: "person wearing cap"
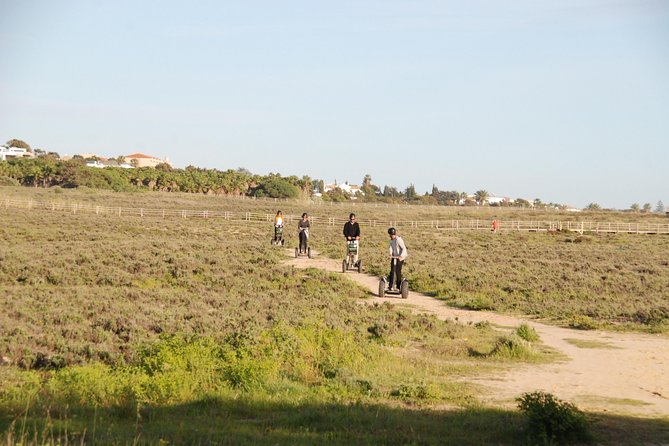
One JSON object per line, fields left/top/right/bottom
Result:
{"left": 387, "top": 227, "right": 408, "bottom": 291}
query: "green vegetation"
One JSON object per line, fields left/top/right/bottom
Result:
{"left": 346, "top": 225, "right": 669, "bottom": 333}
{"left": 1, "top": 187, "right": 667, "bottom": 444}
{"left": 517, "top": 391, "right": 592, "bottom": 445}
{"left": 0, "top": 158, "right": 313, "bottom": 198}
{"left": 0, "top": 192, "right": 523, "bottom": 444}
{"left": 516, "top": 323, "right": 540, "bottom": 343}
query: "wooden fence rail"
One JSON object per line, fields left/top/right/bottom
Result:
{"left": 2, "top": 197, "right": 668, "bottom": 234}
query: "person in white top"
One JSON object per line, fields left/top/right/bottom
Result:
{"left": 387, "top": 227, "right": 408, "bottom": 290}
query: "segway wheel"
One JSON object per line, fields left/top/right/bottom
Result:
{"left": 357, "top": 260, "right": 362, "bottom": 274}
{"left": 342, "top": 260, "right": 347, "bottom": 273}
{"left": 307, "top": 247, "right": 311, "bottom": 258}
{"left": 378, "top": 279, "right": 386, "bottom": 298}
{"left": 295, "top": 248, "right": 298, "bottom": 258}
{"left": 281, "top": 239, "right": 285, "bottom": 246}
{"left": 400, "top": 280, "right": 409, "bottom": 299}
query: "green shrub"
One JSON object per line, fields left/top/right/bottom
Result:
{"left": 367, "top": 322, "right": 394, "bottom": 341}
{"left": 0, "top": 368, "right": 42, "bottom": 407}
{"left": 266, "top": 323, "right": 368, "bottom": 384}
{"left": 517, "top": 391, "right": 591, "bottom": 444}
{"left": 393, "top": 382, "right": 442, "bottom": 402}
{"left": 460, "top": 293, "right": 495, "bottom": 311}
{"left": 488, "top": 336, "right": 536, "bottom": 360}
{"left": 516, "top": 323, "right": 540, "bottom": 342}
{"left": 569, "top": 315, "right": 598, "bottom": 330}
{"left": 0, "top": 175, "right": 20, "bottom": 186}
{"left": 252, "top": 176, "right": 299, "bottom": 199}
{"left": 45, "top": 334, "right": 281, "bottom": 408}
{"left": 49, "top": 364, "right": 111, "bottom": 405}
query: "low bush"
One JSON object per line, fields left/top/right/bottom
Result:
{"left": 569, "top": 316, "right": 598, "bottom": 330}
{"left": 0, "top": 176, "right": 20, "bottom": 186}
{"left": 39, "top": 325, "right": 374, "bottom": 411}
{"left": 393, "top": 382, "right": 442, "bottom": 402}
{"left": 488, "top": 336, "right": 537, "bottom": 360}
{"left": 516, "top": 323, "right": 540, "bottom": 342}
{"left": 517, "top": 391, "right": 591, "bottom": 444}
{"left": 458, "top": 293, "right": 496, "bottom": 311}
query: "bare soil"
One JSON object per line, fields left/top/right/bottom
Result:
{"left": 285, "top": 250, "right": 669, "bottom": 419}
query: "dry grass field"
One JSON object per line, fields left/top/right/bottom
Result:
{"left": 1, "top": 186, "right": 668, "bottom": 444}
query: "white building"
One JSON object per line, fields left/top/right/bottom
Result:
{"left": 0, "top": 147, "right": 35, "bottom": 161}
{"left": 323, "top": 181, "right": 364, "bottom": 197}
{"left": 487, "top": 196, "right": 511, "bottom": 205}
{"left": 86, "top": 160, "right": 105, "bottom": 168}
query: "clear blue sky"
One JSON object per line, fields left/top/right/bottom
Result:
{"left": 1, "top": 0, "right": 667, "bottom": 209}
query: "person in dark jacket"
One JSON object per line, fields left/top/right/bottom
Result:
{"left": 343, "top": 213, "right": 360, "bottom": 240}
{"left": 343, "top": 213, "right": 361, "bottom": 265}
{"left": 298, "top": 213, "right": 310, "bottom": 253}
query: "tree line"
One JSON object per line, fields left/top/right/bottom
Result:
{"left": 4, "top": 156, "right": 658, "bottom": 211}
{"left": 0, "top": 157, "right": 508, "bottom": 206}
{"left": 0, "top": 157, "right": 315, "bottom": 199}
{"left": 1, "top": 138, "right": 665, "bottom": 211}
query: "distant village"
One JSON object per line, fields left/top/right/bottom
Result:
{"left": 0, "top": 144, "right": 170, "bottom": 169}
{"left": 2, "top": 140, "right": 664, "bottom": 213}
{"left": 316, "top": 180, "right": 579, "bottom": 210}
{"left": 0, "top": 143, "right": 579, "bottom": 209}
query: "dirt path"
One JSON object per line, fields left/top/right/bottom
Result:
{"left": 285, "top": 251, "right": 669, "bottom": 419}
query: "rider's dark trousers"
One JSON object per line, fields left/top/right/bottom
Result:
{"left": 299, "top": 231, "right": 308, "bottom": 251}
{"left": 389, "top": 259, "right": 404, "bottom": 289}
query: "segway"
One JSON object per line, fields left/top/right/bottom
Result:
{"left": 378, "top": 258, "right": 408, "bottom": 298}
{"left": 342, "top": 239, "right": 362, "bottom": 273}
{"left": 295, "top": 228, "right": 312, "bottom": 258}
{"left": 271, "top": 225, "right": 285, "bottom": 246}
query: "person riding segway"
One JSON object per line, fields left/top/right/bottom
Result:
{"left": 378, "top": 227, "right": 409, "bottom": 298}
{"left": 295, "top": 213, "right": 312, "bottom": 258}
{"left": 272, "top": 210, "right": 285, "bottom": 246}
{"left": 342, "top": 213, "right": 361, "bottom": 273}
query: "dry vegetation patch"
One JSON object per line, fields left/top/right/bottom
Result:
{"left": 1, "top": 188, "right": 667, "bottom": 444}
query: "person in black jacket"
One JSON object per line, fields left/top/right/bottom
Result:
{"left": 297, "top": 213, "right": 311, "bottom": 254}
{"left": 343, "top": 213, "right": 360, "bottom": 240}
{"left": 343, "top": 213, "right": 361, "bottom": 265}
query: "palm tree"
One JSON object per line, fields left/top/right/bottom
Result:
{"left": 362, "top": 174, "right": 372, "bottom": 187}
{"left": 474, "top": 190, "right": 489, "bottom": 205}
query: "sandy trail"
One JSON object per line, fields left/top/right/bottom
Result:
{"left": 285, "top": 251, "right": 669, "bottom": 418}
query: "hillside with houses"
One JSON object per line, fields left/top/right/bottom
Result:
{"left": 1, "top": 138, "right": 665, "bottom": 213}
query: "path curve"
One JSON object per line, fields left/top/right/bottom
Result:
{"left": 285, "top": 250, "right": 669, "bottom": 418}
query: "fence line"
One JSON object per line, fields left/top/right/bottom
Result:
{"left": 2, "top": 197, "right": 668, "bottom": 234}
